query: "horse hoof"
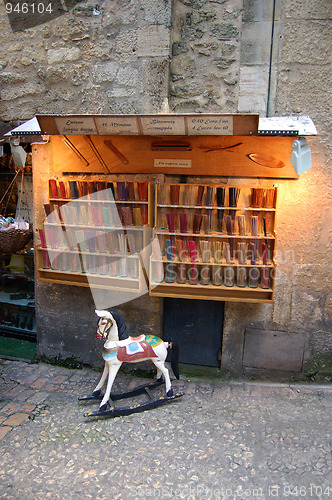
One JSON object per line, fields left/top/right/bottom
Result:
{"left": 93, "top": 389, "right": 101, "bottom": 397}
{"left": 99, "top": 403, "right": 108, "bottom": 413}
{"left": 167, "top": 388, "right": 174, "bottom": 398}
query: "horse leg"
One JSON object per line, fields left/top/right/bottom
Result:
{"left": 99, "top": 361, "right": 122, "bottom": 412}
{"left": 92, "top": 362, "right": 109, "bottom": 397}
{"left": 156, "top": 367, "right": 163, "bottom": 382}
{"left": 153, "top": 360, "right": 173, "bottom": 397}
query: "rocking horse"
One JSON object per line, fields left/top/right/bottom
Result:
{"left": 79, "top": 310, "right": 184, "bottom": 417}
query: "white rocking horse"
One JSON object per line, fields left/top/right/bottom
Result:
{"left": 80, "top": 309, "right": 182, "bottom": 417}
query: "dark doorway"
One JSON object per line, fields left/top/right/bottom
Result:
{"left": 163, "top": 298, "right": 224, "bottom": 367}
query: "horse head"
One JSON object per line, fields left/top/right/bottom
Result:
{"left": 95, "top": 310, "right": 114, "bottom": 341}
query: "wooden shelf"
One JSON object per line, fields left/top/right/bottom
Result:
{"left": 50, "top": 198, "right": 148, "bottom": 204}
{"left": 151, "top": 258, "right": 274, "bottom": 268}
{"left": 44, "top": 222, "right": 148, "bottom": 230}
{"left": 157, "top": 204, "right": 276, "bottom": 212}
{"left": 37, "top": 179, "right": 153, "bottom": 291}
{"left": 150, "top": 182, "right": 277, "bottom": 302}
{"left": 149, "top": 281, "right": 274, "bottom": 303}
{"left": 37, "top": 267, "right": 145, "bottom": 291}
{"left": 155, "top": 230, "right": 275, "bottom": 239}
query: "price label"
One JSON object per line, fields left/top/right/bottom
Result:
{"left": 95, "top": 116, "right": 139, "bottom": 135}
{"left": 186, "top": 115, "right": 233, "bottom": 135}
{"left": 141, "top": 116, "right": 186, "bottom": 136}
{"left": 55, "top": 117, "right": 97, "bottom": 135}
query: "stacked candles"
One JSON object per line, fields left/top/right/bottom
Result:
{"left": 170, "top": 185, "right": 180, "bottom": 205}
{"left": 193, "top": 213, "right": 202, "bottom": 236}
{"left": 200, "top": 240, "right": 211, "bottom": 285}
{"left": 158, "top": 185, "right": 167, "bottom": 228}
{"left": 202, "top": 214, "right": 210, "bottom": 235}
{"left": 188, "top": 240, "right": 198, "bottom": 285}
{"left": 196, "top": 185, "right": 204, "bottom": 206}
{"left": 237, "top": 214, "right": 246, "bottom": 236}
{"left": 165, "top": 239, "right": 175, "bottom": 283}
{"left": 261, "top": 242, "right": 270, "bottom": 288}
{"left": 216, "top": 187, "right": 225, "bottom": 232}
{"left": 138, "top": 182, "right": 148, "bottom": 202}
{"left": 205, "top": 186, "right": 213, "bottom": 234}
{"left": 223, "top": 242, "right": 234, "bottom": 287}
{"left": 118, "top": 233, "right": 128, "bottom": 277}
{"left": 38, "top": 229, "right": 50, "bottom": 269}
{"left": 183, "top": 185, "right": 192, "bottom": 206}
{"left": 212, "top": 241, "right": 222, "bottom": 286}
{"left": 225, "top": 215, "right": 234, "bottom": 259}
{"left": 251, "top": 188, "right": 265, "bottom": 208}
{"left": 229, "top": 187, "right": 240, "bottom": 220}
{"left": 249, "top": 241, "right": 259, "bottom": 288}
{"left": 176, "top": 239, "right": 187, "bottom": 284}
{"left": 166, "top": 212, "right": 175, "bottom": 249}
{"left": 264, "top": 188, "right": 275, "bottom": 234}
{"left": 179, "top": 212, "right": 188, "bottom": 238}
{"left": 237, "top": 242, "right": 247, "bottom": 287}
{"left": 151, "top": 237, "right": 163, "bottom": 283}
{"left": 127, "top": 233, "right": 139, "bottom": 279}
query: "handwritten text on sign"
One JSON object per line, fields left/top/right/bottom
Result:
{"left": 141, "top": 116, "right": 186, "bottom": 136}
{"left": 95, "top": 116, "right": 139, "bottom": 135}
{"left": 154, "top": 159, "right": 192, "bottom": 169}
{"left": 55, "top": 117, "right": 97, "bottom": 135}
{"left": 187, "top": 115, "right": 233, "bottom": 135}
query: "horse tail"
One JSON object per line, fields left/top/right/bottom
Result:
{"left": 167, "top": 342, "right": 179, "bottom": 380}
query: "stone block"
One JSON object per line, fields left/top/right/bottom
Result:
{"left": 280, "top": 20, "right": 331, "bottom": 65}
{"left": 284, "top": 0, "right": 332, "bottom": 20}
{"left": 115, "top": 66, "right": 139, "bottom": 86}
{"left": 141, "top": 0, "right": 172, "bottom": 26}
{"left": 115, "top": 29, "right": 138, "bottom": 57}
{"left": 47, "top": 47, "right": 81, "bottom": 64}
{"left": 238, "top": 65, "right": 269, "bottom": 113}
{"left": 210, "top": 22, "right": 239, "bottom": 41}
{"left": 1, "top": 83, "right": 45, "bottom": 101}
{"left": 137, "top": 26, "right": 170, "bottom": 57}
{"left": 243, "top": 328, "right": 306, "bottom": 372}
{"left": 242, "top": 0, "right": 280, "bottom": 22}
{"left": 93, "top": 61, "right": 119, "bottom": 83}
{"left": 240, "top": 22, "right": 273, "bottom": 64}
{"left": 140, "top": 58, "right": 169, "bottom": 99}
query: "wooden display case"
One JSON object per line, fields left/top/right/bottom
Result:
{"left": 149, "top": 183, "right": 277, "bottom": 303}
{"left": 36, "top": 179, "right": 153, "bottom": 291}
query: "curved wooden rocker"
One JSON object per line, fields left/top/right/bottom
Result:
{"left": 79, "top": 310, "right": 184, "bottom": 418}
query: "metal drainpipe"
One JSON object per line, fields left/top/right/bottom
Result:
{"left": 266, "top": 0, "right": 277, "bottom": 117}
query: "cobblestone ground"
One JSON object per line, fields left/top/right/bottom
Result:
{"left": 0, "top": 358, "right": 331, "bottom": 500}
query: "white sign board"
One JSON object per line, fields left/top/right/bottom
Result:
{"left": 186, "top": 115, "right": 233, "bottom": 135}
{"left": 95, "top": 116, "right": 140, "bottom": 135}
{"left": 55, "top": 117, "right": 97, "bottom": 135}
{"left": 141, "top": 116, "right": 186, "bottom": 135}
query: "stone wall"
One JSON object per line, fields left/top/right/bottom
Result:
{"left": 1, "top": 0, "right": 331, "bottom": 374}
{"left": 0, "top": 0, "right": 172, "bottom": 120}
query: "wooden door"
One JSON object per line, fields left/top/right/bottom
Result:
{"left": 163, "top": 298, "right": 224, "bottom": 367}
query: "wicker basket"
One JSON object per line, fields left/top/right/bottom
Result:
{"left": 0, "top": 227, "right": 33, "bottom": 254}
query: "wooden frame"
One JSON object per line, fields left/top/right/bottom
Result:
{"left": 149, "top": 182, "right": 277, "bottom": 303}
{"left": 36, "top": 179, "right": 153, "bottom": 292}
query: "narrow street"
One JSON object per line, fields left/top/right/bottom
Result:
{"left": 1, "top": 358, "right": 331, "bottom": 499}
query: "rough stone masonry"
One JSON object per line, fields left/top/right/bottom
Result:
{"left": 0, "top": 0, "right": 331, "bottom": 376}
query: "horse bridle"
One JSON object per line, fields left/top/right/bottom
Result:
{"left": 96, "top": 317, "right": 113, "bottom": 340}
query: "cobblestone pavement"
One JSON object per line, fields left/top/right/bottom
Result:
{"left": 0, "top": 358, "right": 331, "bottom": 500}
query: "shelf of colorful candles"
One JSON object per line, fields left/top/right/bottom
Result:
{"left": 156, "top": 210, "right": 275, "bottom": 237}
{"left": 156, "top": 184, "right": 276, "bottom": 209}
{"left": 150, "top": 239, "right": 273, "bottom": 289}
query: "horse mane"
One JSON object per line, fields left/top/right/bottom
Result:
{"left": 109, "top": 310, "right": 129, "bottom": 341}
